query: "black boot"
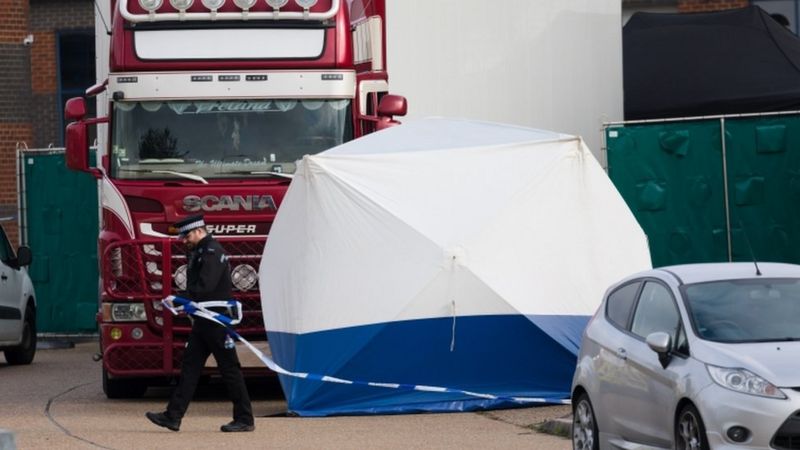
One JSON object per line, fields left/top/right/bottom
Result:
{"left": 146, "top": 411, "right": 181, "bottom": 432}
{"left": 220, "top": 420, "right": 255, "bottom": 432}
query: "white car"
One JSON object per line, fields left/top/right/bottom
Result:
{"left": 0, "top": 223, "right": 36, "bottom": 365}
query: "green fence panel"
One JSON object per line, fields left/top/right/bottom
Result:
{"left": 606, "top": 120, "right": 728, "bottom": 267}
{"left": 23, "top": 151, "right": 98, "bottom": 333}
{"left": 724, "top": 117, "right": 800, "bottom": 263}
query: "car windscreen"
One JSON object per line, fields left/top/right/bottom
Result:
{"left": 684, "top": 278, "right": 800, "bottom": 343}
{"left": 110, "top": 99, "right": 353, "bottom": 180}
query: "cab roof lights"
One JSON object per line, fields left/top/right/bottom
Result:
{"left": 265, "top": 0, "right": 288, "bottom": 9}
{"left": 201, "top": 0, "right": 226, "bottom": 10}
{"left": 123, "top": 0, "right": 339, "bottom": 22}
{"left": 138, "top": 0, "right": 164, "bottom": 12}
{"left": 233, "top": 0, "right": 258, "bottom": 11}
{"left": 169, "top": 0, "right": 194, "bottom": 12}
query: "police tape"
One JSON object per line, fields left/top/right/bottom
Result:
{"left": 162, "top": 295, "right": 571, "bottom": 406}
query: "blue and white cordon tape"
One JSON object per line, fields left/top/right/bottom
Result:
{"left": 162, "top": 295, "right": 570, "bottom": 405}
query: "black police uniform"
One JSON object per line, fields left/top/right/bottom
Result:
{"left": 164, "top": 232, "right": 254, "bottom": 429}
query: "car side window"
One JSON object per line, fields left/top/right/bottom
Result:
{"left": 631, "top": 281, "right": 680, "bottom": 341}
{"left": 673, "top": 324, "right": 689, "bottom": 355}
{"left": 0, "top": 225, "right": 11, "bottom": 263}
{"left": 606, "top": 282, "right": 641, "bottom": 329}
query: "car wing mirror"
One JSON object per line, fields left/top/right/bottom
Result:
{"left": 646, "top": 331, "right": 672, "bottom": 369}
{"left": 15, "top": 246, "right": 32, "bottom": 268}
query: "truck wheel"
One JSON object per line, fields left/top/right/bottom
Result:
{"left": 4, "top": 304, "right": 36, "bottom": 365}
{"left": 103, "top": 367, "right": 148, "bottom": 399}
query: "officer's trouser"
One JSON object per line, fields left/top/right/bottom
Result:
{"left": 166, "top": 317, "right": 254, "bottom": 425}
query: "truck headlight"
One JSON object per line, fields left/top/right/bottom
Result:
{"left": 232, "top": 264, "right": 258, "bottom": 291}
{"left": 707, "top": 364, "right": 787, "bottom": 399}
{"left": 110, "top": 303, "right": 147, "bottom": 322}
{"left": 174, "top": 264, "right": 188, "bottom": 291}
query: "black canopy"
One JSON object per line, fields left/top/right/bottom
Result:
{"left": 624, "top": 6, "right": 800, "bottom": 120}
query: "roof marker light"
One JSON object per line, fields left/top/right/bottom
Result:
{"left": 139, "top": 0, "right": 164, "bottom": 11}
{"left": 234, "top": 0, "right": 257, "bottom": 9}
{"left": 170, "top": 0, "right": 194, "bottom": 19}
{"left": 295, "top": 0, "right": 317, "bottom": 20}
{"left": 201, "top": 0, "right": 224, "bottom": 20}
{"left": 139, "top": 0, "right": 163, "bottom": 20}
{"left": 234, "top": 0, "right": 256, "bottom": 18}
{"left": 266, "top": 0, "right": 288, "bottom": 18}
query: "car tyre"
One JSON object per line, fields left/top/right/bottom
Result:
{"left": 675, "top": 404, "right": 709, "bottom": 450}
{"left": 572, "top": 392, "right": 599, "bottom": 450}
{"left": 103, "top": 367, "right": 148, "bottom": 399}
{"left": 4, "top": 304, "right": 36, "bottom": 365}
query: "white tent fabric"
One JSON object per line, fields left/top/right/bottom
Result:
{"left": 259, "top": 118, "right": 651, "bottom": 416}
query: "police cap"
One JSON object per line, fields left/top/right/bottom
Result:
{"left": 174, "top": 214, "right": 206, "bottom": 237}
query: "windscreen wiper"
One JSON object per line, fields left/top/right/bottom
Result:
{"left": 250, "top": 171, "right": 294, "bottom": 179}
{"left": 151, "top": 170, "right": 209, "bottom": 184}
{"left": 221, "top": 170, "right": 294, "bottom": 180}
{"left": 120, "top": 168, "right": 210, "bottom": 184}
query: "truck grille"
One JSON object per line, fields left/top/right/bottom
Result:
{"left": 102, "top": 238, "right": 266, "bottom": 335}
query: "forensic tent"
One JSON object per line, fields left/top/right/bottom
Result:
{"left": 259, "top": 118, "right": 651, "bottom": 416}
{"left": 624, "top": 6, "right": 800, "bottom": 120}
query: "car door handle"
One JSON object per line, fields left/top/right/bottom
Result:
{"left": 615, "top": 348, "right": 627, "bottom": 361}
{"left": 0, "top": 273, "right": 6, "bottom": 281}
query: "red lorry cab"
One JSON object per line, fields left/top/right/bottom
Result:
{"left": 64, "top": 0, "right": 405, "bottom": 398}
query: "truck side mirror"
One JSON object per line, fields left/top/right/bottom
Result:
{"left": 65, "top": 97, "right": 87, "bottom": 121}
{"left": 64, "top": 96, "right": 105, "bottom": 178}
{"left": 377, "top": 94, "right": 407, "bottom": 117}
{"left": 65, "top": 121, "right": 90, "bottom": 173}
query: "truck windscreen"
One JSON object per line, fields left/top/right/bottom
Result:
{"left": 110, "top": 99, "right": 353, "bottom": 180}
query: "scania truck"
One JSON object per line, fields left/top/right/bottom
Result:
{"left": 63, "top": 0, "right": 405, "bottom": 398}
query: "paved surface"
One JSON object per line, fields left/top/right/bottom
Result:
{"left": 0, "top": 342, "right": 571, "bottom": 449}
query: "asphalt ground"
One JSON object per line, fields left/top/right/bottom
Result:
{"left": 0, "top": 341, "right": 571, "bottom": 449}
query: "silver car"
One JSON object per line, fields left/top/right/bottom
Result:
{"left": 571, "top": 262, "right": 800, "bottom": 450}
{"left": 0, "top": 222, "right": 36, "bottom": 365}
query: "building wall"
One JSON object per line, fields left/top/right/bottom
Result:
{"left": 0, "top": 0, "right": 92, "bottom": 246}
{"left": 30, "top": 0, "right": 94, "bottom": 151}
{"left": 0, "top": 0, "right": 33, "bottom": 245}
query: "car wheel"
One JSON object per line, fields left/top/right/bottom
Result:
{"left": 675, "top": 404, "right": 709, "bottom": 450}
{"left": 573, "top": 392, "right": 599, "bottom": 450}
{"left": 4, "top": 304, "right": 36, "bottom": 365}
{"left": 103, "top": 367, "right": 148, "bottom": 399}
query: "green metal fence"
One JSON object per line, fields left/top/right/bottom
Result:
{"left": 20, "top": 149, "right": 98, "bottom": 333}
{"left": 606, "top": 112, "right": 800, "bottom": 268}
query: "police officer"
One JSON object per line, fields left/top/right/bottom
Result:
{"left": 146, "top": 215, "right": 255, "bottom": 433}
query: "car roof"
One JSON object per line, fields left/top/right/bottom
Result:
{"left": 653, "top": 262, "right": 800, "bottom": 285}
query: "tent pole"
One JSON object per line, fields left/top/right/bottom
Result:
{"left": 720, "top": 117, "right": 732, "bottom": 262}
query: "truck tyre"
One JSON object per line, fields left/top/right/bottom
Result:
{"left": 103, "top": 367, "right": 148, "bottom": 399}
{"left": 4, "top": 304, "right": 36, "bottom": 365}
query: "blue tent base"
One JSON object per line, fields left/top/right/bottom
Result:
{"left": 267, "top": 314, "right": 589, "bottom": 416}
